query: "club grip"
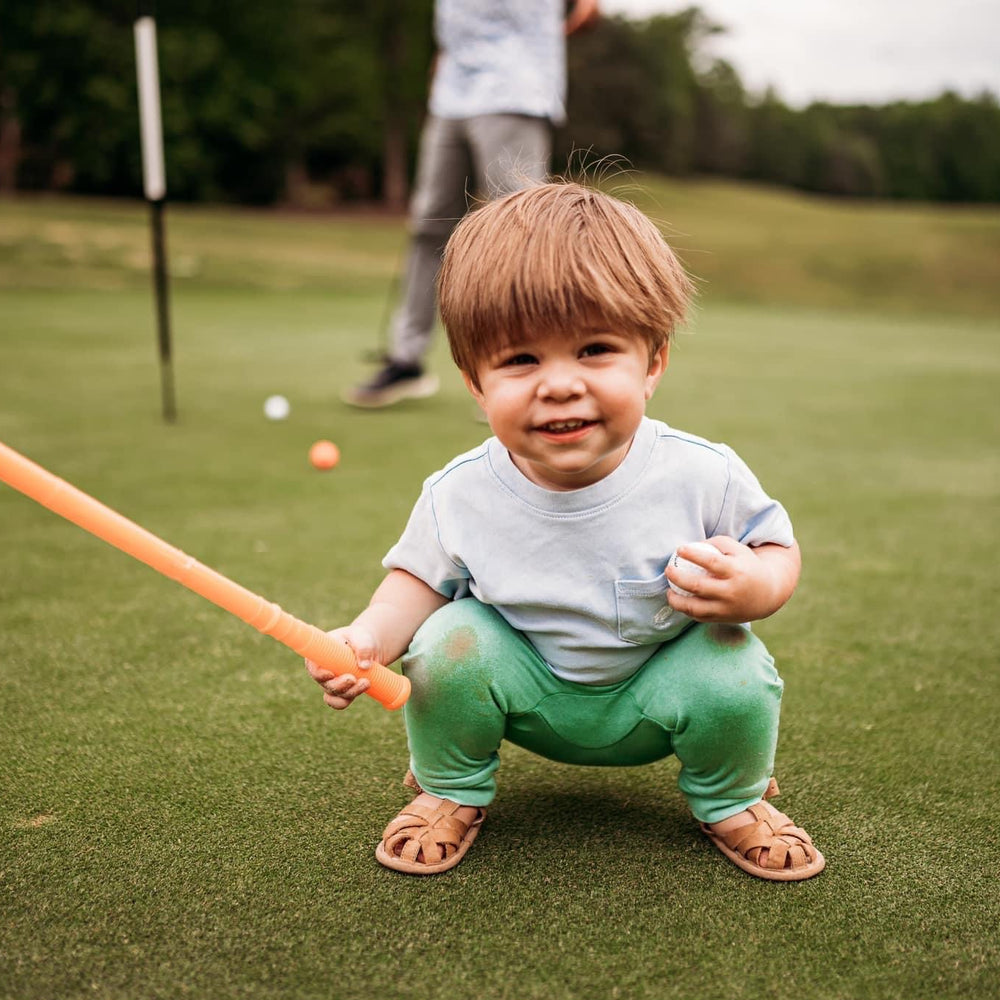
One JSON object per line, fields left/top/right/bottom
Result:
{"left": 255, "top": 608, "right": 410, "bottom": 711}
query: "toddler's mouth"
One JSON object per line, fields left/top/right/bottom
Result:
{"left": 536, "top": 419, "right": 595, "bottom": 434}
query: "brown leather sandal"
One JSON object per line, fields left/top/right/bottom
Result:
{"left": 375, "top": 793, "right": 486, "bottom": 874}
{"left": 701, "top": 779, "right": 825, "bottom": 881}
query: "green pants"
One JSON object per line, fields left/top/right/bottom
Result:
{"left": 402, "top": 600, "right": 784, "bottom": 824}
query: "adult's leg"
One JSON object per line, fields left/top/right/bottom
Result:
{"left": 388, "top": 116, "right": 472, "bottom": 365}
{"left": 467, "top": 113, "right": 552, "bottom": 198}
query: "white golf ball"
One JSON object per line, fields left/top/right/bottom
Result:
{"left": 667, "top": 542, "right": 717, "bottom": 596}
{"left": 263, "top": 395, "right": 290, "bottom": 421}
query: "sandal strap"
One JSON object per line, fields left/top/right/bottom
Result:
{"left": 719, "top": 800, "right": 818, "bottom": 871}
{"left": 386, "top": 825, "right": 464, "bottom": 864}
{"left": 383, "top": 813, "right": 468, "bottom": 839}
{"left": 381, "top": 797, "right": 480, "bottom": 866}
{"left": 392, "top": 798, "right": 465, "bottom": 826}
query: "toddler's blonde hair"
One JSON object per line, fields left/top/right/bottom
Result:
{"left": 438, "top": 181, "right": 692, "bottom": 383}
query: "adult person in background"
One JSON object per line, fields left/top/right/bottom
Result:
{"left": 343, "top": 0, "right": 600, "bottom": 409}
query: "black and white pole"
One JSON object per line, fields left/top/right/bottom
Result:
{"left": 134, "top": 6, "right": 176, "bottom": 422}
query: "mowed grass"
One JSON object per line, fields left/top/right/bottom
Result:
{"left": 1, "top": 184, "right": 999, "bottom": 1000}
{"left": 3, "top": 175, "right": 1000, "bottom": 317}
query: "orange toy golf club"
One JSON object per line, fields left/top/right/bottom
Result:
{"left": 0, "top": 441, "right": 409, "bottom": 711}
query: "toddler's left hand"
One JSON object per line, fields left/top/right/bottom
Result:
{"left": 665, "top": 536, "right": 794, "bottom": 623}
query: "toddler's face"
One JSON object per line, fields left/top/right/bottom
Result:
{"left": 464, "top": 328, "right": 668, "bottom": 491}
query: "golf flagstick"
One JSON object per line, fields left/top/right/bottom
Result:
{"left": 0, "top": 441, "right": 409, "bottom": 710}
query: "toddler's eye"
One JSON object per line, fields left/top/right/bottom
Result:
{"left": 580, "top": 343, "right": 613, "bottom": 357}
{"left": 501, "top": 353, "right": 537, "bottom": 367}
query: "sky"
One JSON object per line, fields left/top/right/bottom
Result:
{"left": 600, "top": 0, "right": 1000, "bottom": 107}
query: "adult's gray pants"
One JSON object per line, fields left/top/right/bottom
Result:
{"left": 389, "top": 113, "right": 552, "bottom": 366}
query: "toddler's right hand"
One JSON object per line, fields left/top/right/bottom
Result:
{"left": 304, "top": 626, "right": 375, "bottom": 710}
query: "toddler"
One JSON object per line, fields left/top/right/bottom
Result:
{"left": 308, "top": 181, "right": 825, "bottom": 881}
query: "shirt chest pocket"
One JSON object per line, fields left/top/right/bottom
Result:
{"left": 615, "top": 574, "right": 690, "bottom": 645}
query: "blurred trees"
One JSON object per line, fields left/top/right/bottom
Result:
{"left": 0, "top": 0, "right": 433, "bottom": 204}
{"left": 1, "top": 3, "right": 997, "bottom": 205}
{"left": 561, "top": 11, "right": 1000, "bottom": 203}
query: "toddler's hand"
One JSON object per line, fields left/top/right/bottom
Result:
{"left": 304, "top": 626, "right": 376, "bottom": 710}
{"left": 665, "top": 536, "right": 788, "bottom": 623}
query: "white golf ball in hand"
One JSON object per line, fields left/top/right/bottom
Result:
{"left": 667, "top": 542, "right": 717, "bottom": 596}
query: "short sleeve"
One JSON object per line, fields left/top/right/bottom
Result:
{"left": 713, "top": 446, "right": 795, "bottom": 548}
{"left": 382, "top": 481, "right": 471, "bottom": 599}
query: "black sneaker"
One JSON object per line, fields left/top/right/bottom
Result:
{"left": 342, "top": 360, "right": 440, "bottom": 409}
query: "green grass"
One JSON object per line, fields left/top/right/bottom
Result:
{"left": 3, "top": 176, "right": 999, "bottom": 317}
{"left": 628, "top": 176, "right": 1000, "bottom": 318}
{"left": 1, "top": 184, "right": 999, "bottom": 999}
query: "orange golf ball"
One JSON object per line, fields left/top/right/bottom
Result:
{"left": 309, "top": 439, "right": 340, "bottom": 470}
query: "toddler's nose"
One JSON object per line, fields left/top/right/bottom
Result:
{"left": 537, "top": 362, "right": 585, "bottom": 400}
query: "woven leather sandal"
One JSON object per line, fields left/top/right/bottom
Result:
{"left": 375, "top": 793, "right": 486, "bottom": 874}
{"left": 701, "top": 779, "right": 825, "bottom": 881}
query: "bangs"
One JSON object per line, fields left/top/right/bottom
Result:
{"left": 438, "top": 182, "right": 692, "bottom": 377}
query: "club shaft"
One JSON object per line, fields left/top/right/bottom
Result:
{"left": 0, "top": 441, "right": 409, "bottom": 710}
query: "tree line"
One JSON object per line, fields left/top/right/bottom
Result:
{"left": 1, "top": 2, "right": 997, "bottom": 206}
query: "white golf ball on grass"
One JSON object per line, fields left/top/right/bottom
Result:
{"left": 263, "top": 395, "right": 290, "bottom": 421}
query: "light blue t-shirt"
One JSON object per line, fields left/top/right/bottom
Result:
{"left": 384, "top": 418, "right": 795, "bottom": 685}
{"left": 430, "top": 0, "right": 567, "bottom": 124}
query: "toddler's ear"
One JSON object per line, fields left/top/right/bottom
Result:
{"left": 645, "top": 344, "right": 670, "bottom": 399}
{"left": 461, "top": 369, "right": 485, "bottom": 406}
